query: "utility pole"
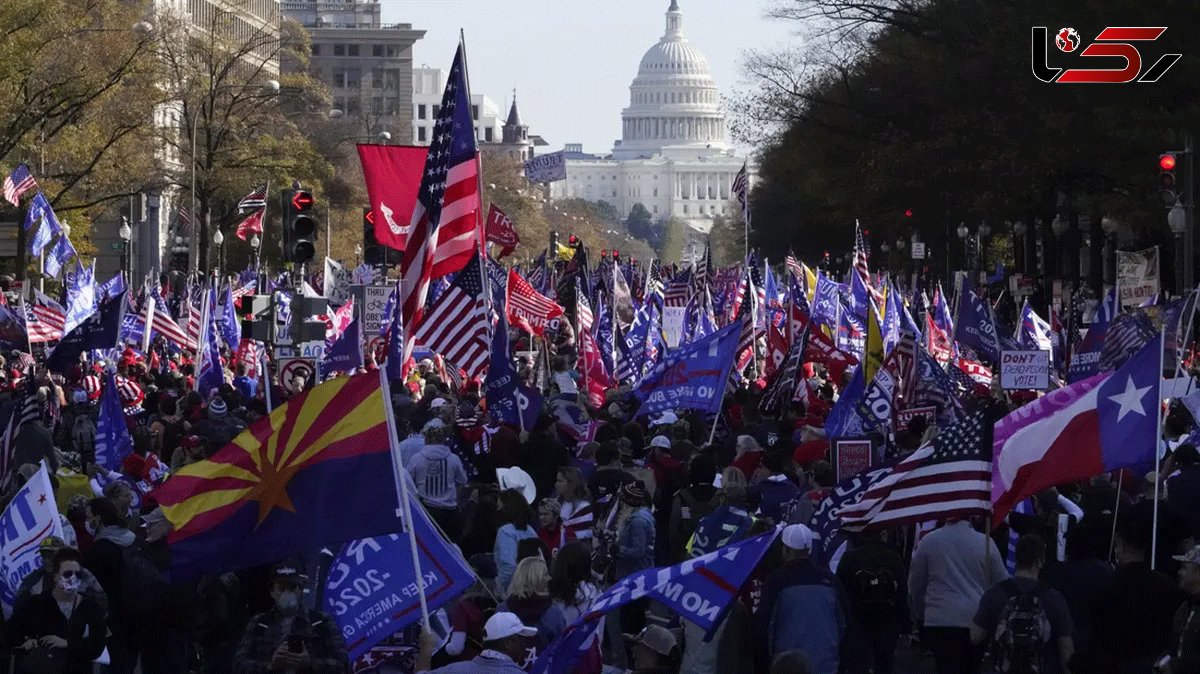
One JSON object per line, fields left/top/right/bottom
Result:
{"left": 1186, "top": 134, "right": 1195, "bottom": 290}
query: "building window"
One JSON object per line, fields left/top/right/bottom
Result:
{"left": 612, "top": 190, "right": 617, "bottom": 197}
{"left": 372, "top": 97, "right": 384, "bottom": 115}
{"left": 653, "top": 206, "right": 658, "bottom": 214}
{"left": 485, "top": 127, "right": 493, "bottom": 142}
{"left": 333, "top": 44, "right": 345, "bottom": 56}
{"left": 386, "top": 98, "right": 399, "bottom": 115}
{"left": 653, "top": 188, "right": 658, "bottom": 197}
{"left": 417, "top": 104, "right": 426, "bottom": 120}
{"left": 348, "top": 44, "right": 360, "bottom": 57}
{"left": 333, "top": 70, "right": 346, "bottom": 88}
{"left": 372, "top": 44, "right": 383, "bottom": 57}
{"left": 347, "top": 98, "right": 360, "bottom": 115}
{"left": 683, "top": 205, "right": 689, "bottom": 214}
{"left": 311, "top": 44, "right": 321, "bottom": 56}
{"left": 471, "top": 105, "right": 479, "bottom": 120}
{"left": 432, "top": 104, "right": 441, "bottom": 117}
{"left": 418, "top": 127, "right": 426, "bottom": 142}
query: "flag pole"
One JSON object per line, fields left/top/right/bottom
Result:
{"left": 1108, "top": 470, "right": 1124, "bottom": 563}
{"left": 379, "top": 366, "right": 431, "bottom": 629}
{"left": 261, "top": 349, "right": 273, "bottom": 413}
{"left": 1151, "top": 329, "right": 1166, "bottom": 570}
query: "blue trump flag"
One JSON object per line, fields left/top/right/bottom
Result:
{"left": 324, "top": 488, "right": 475, "bottom": 662}
{"left": 484, "top": 312, "right": 543, "bottom": 429}
{"left": 95, "top": 372, "right": 134, "bottom": 471}
{"left": 46, "top": 290, "right": 125, "bottom": 373}
{"left": 63, "top": 259, "right": 96, "bottom": 336}
{"left": 325, "top": 318, "right": 363, "bottom": 374}
{"left": 953, "top": 275, "right": 1000, "bottom": 363}
{"left": 532, "top": 529, "right": 779, "bottom": 674}
{"left": 216, "top": 285, "right": 241, "bottom": 349}
{"left": 633, "top": 318, "right": 742, "bottom": 418}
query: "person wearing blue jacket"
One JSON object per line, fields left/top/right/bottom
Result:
{"left": 614, "top": 480, "right": 656, "bottom": 639}
{"left": 758, "top": 524, "right": 849, "bottom": 674}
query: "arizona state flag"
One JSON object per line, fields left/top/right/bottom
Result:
{"left": 152, "top": 372, "right": 400, "bottom": 579}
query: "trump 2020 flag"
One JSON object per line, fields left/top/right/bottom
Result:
{"left": 95, "top": 372, "right": 134, "bottom": 471}
{"left": 46, "top": 290, "right": 125, "bottom": 373}
{"left": 325, "top": 483, "right": 475, "bottom": 662}
{"left": 532, "top": 529, "right": 779, "bottom": 674}
{"left": 633, "top": 318, "right": 742, "bottom": 418}
{"left": 324, "top": 318, "right": 363, "bottom": 374}
{"left": 0, "top": 462, "right": 65, "bottom": 616}
{"left": 992, "top": 333, "right": 1162, "bottom": 525}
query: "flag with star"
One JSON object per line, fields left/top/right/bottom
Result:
{"left": 150, "top": 372, "right": 400, "bottom": 580}
{"left": 992, "top": 333, "right": 1162, "bottom": 525}
{"left": 838, "top": 410, "right": 992, "bottom": 532}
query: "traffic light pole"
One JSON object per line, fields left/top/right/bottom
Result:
{"left": 1187, "top": 134, "right": 1195, "bottom": 290}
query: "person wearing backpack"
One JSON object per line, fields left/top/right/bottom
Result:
{"left": 668, "top": 454, "right": 718, "bottom": 563}
{"left": 836, "top": 530, "right": 908, "bottom": 674}
{"left": 972, "top": 535, "right": 1074, "bottom": 674}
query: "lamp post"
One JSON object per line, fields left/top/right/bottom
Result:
{"left": 956, "top": 222, "right": 971, "bottom": 276}
{"left": 976, "top": 221, "right": 991, "bottom": 276}
{"left": 213, "top": 228, "right": 224, "bottom": 277}
{"left": 1169, "top": 202, "right": 1187, "bottom": 292}
{"left": 1100, "top": 215, "right": 1119, "bottom": 286}
{"left": 1050, "top": 214, "right": 1069, "bottom": 281}
{"left": 119, "top": 217, "right": 132, "bottom": 283}
{"left": 1012, "top": 221, "right": 1027, "bottom": 274}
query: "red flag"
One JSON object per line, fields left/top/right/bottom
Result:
{"left": 235, "top": 208, "right": 264, "bottom": 241}
{"left": 357, "top": 144, "right": 430, "bottom": 251}
{"left": 804, "top": 325, "right": 858, "bottom": 384}
{"left": 578, "top": 328, "right": 611, "bottom": 409}
{"left": 506, "top": 268, "right": 563, "bottom": 337}
{"left": 765, "top": 323, "right": 788, "bottom": 379}
{"left": 486, "top": 204, "right": 519, "bottom": 257}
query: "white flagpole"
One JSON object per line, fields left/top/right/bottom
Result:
{"left": 142, "top": 279, "right": 155, "bottom": 354}
{"left": 380, "top": 367, "right": 431, "bottom": 629}
{"left": 1151, "top": 329, "right": 1166, "bottom": 570}
{"left": 261, "top": 348, "right": 273, "bottom": 413}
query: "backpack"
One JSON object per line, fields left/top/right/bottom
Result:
{"left": 989, "top": 579, "right": 1052, "bottom": 674}
{"left": 119, "top": 546, "right": 167, "bottom": 618}
{"left": 848, "top": 568, "right": 898, "bottom": 615}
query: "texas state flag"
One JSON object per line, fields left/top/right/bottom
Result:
{"left": 992, "top": 333, "right": 1162, "bottom": 525}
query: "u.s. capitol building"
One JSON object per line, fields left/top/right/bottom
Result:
{"left": 549, "top": 1, "right": 750, "bottom": 232}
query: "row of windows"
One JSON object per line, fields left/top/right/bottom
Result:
{"left": 313, "top": 43, "right": 403, "bottom": 58}
{"left": 331, "top": 97, "right": 403, "bottom": 116}
{"left": 329, "top": 68, "right": 402, "bottom": 90}
{"left": 416, "top": 104, "right": 480, "bottom": 121}
{"left": 633, "top": 89, "right": 715, "bottom": 105}
{"left": 416, "top": 126, "right": 493, "bottom": 143}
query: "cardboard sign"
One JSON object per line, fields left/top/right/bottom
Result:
{"left": 834, "top": 439, "right": 874, "bottom": 482}
{"left": 1000, "top": 350, "right": 1050, "bottom": 390}
{"left": 895, "top": 406, "right": 937, "bottom": 432}
{"left": 910, "top": 242, "right": 926, "bottom": 259}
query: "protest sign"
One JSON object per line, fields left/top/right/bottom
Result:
{"left": 834, "top": 439, "right": 874, "bottom": 482}
{"left": 895, "top": 406, "right": 937, "bottom": 432}
{"left": 1117, "top": 246, "right": 1160, "bottom": 308}
{"left": 1000, "top": 350, "right": 1050, "bottom": 390}
{"left": 0, "top": 463, "right": 64, "bottom": 616}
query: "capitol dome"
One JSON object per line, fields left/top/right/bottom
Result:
{"left": 613, "top": 0, "right": 729, "bottom": 160}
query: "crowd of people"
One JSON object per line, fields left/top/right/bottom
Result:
{"left": 0, "top": 299, "right": 1197, "bottom": 674}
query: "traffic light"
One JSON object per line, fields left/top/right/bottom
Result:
{"left": 362, "top": 208, "right": 403, "bottom": 266}
{"left": 568, "top": 234, "right": 579, "bottom": 246}
{"left": 282, "top": 189, "right": 317, "bottom": 264}
{"left": 904, "top": 208, "right": 914, "bottom": 219}
{"left": 1160, "top": 153, "right": 1179, "bottom": 205}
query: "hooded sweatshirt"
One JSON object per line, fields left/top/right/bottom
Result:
{"left": 83, "top": 525, "right": 135, "bottom": 614}
{"left": 407, "top": 444, "right": 468, "bottom": 509}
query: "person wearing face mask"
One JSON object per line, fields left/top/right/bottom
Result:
{"left": 8, "top": 548, "right": 107, "bottom": 674}
{"left": 14, "top": 537, "right": 108, "bottom": 617}
{"left": 81, "top": 497, "right": 137, "bottom": 673}
{"left": 233, "top": 562, "right": 349, "bottom": 673}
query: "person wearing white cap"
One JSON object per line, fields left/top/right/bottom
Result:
{"left": 416, "top": 612, "right": 536, "bottom": 673}
{"left": 757, "top": 524, "right": 848, "bottom": 674}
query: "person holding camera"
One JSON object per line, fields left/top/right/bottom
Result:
{"left": 234, "top": 562, "right": 349, "bottom": 673}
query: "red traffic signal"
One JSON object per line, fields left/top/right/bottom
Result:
{"left": 365, "top": 209, "right": 375, "bottom": 225}
{"left": 612, "top": 249, "right": 620, "bottom": 259}
{"left": 291, "top": 190, "right": 315, "bottom": 210}
{"left": 568, "top": 234, "right": 578, "bottom": 245}
{"left": 600, "top": 249, "right": 608, "bottom": 257}
{"left": 1160, "top": 154, "right": 1178, "bottom": 171}
{"left": 904, "top": 208, "right": 914, "bottom": 218}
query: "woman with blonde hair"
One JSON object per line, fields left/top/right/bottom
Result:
{"left": 498, "top": 556, "right": 566, "bottom": 647}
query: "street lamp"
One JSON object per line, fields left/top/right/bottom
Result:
{"left": 213, "top": 228, "right": 224, "bottom": 276}
{"left": 1012, "top": 221, "right": 1027, "bottom": 274}
{"left": 119, "top": 217, "right": 132, "bottom": 282}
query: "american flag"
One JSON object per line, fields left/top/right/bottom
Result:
{"left": 732, "top": 161, "right": 751, "bottom": 227}
{"left": 838, "top": 411, "right": 992, "bottom": 531}
{"left": 645, "top": 260, "right": 664, "bottom": 304}
{"left": 139, "top": 285, "right": 192, "bottom": 350}
{"left": 237, "top": 183, "right": 267, "bottom": 211}
{"left": 231, "top": 274, "right": 257, "bottom": 300}
{"left": 0, "top": 373, "right": 41, "bottom": 488}
{"left": 664, "top": 267, "right": 692, "bottom": 308}
{"left": 1099, "top": 311, "right": 1157, "bottom": 372}
{"left": 562, "top": 501, "right": 594, "bottom": 541}
{"left": 399, "top": 44, "right": 480, "bottom": 340}
{"left": 852, "top": 220, "right": 870, "bottom": 286}
{"left": 785, "top": 255, "right": 804, "bottom": 284}
{"left": 25, "top": 291, "right": 66, "bottom": 343}
{"left": 3, "top": 164, "right": 36, "bottom": 207}
{"left": 693, "top": 243, "right": 711, "bottom": 295}
{"left": 576, "top": 278, "right": 594, "bottom": 334}
{"left": 177, "top": 205, "right": 192, "bottom": 234}
{"left": 413, "top": 252, "right": 489, "bottom": 378}
{"left": 506, "top": 268, "right": 564, "bottom": 334}
{"left": 182, "top": 283, "right": 204, "bottom": 349}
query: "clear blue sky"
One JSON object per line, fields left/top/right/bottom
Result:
{"left": 381, "top": 0, "right": 795, "bottom": 156}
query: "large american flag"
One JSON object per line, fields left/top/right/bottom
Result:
{"left": 413, "top": 253, "right": 489, "bottom": 378}
{"left": 732, "top": 161, "right": 751, "bottom": 227}
{"left": 400, "top": 44, "right": 480, "bottom": 339}
{"left": 506, "top": 268, "right": 564, "bottom": 335}
{"left": 3, "top": 164, "right": 36, "bottom": 207}
{"left": 838, "top": 411, "right": 992, "bottom": 531}
{"left": 664, "top": 267, "right": 692, "bottom": 308}
{"left": 576, "top": 278, "right": 594, "bottom": 334}
{"left": 24, "top": 292, "right": 65, "bottom": 343}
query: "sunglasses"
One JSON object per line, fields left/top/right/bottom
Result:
{"left": 59, "top": 570, "right": 78, "bottom": 579}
